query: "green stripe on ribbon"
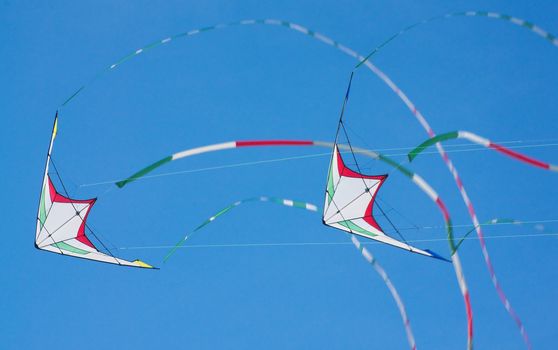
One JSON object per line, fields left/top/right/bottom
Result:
{"left": 453, "top": 218, "right": 518, "bottom": 252}
{"left": 116, "top": 155, "right": 173, "bottom": 188}
{"left": 292, "top": 201, "right": 307, "bottom": 209}
{"left": 407, "top": 131, "right": 459, "bottom": 162}
{"left": 377, "top": 154, "right": 414, "bottom": 178}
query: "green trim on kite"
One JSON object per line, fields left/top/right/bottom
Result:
{"left": 39, "top": 184, "right": 47, "bottom": 228}
{"left": 338, "top": 220, "right": 377, "bottom": 237}
{"left": 52, "top": 241, "right": 90, "bottom": 255}
{"left": 116, "top": 155, "right": 173, "bottom": 188}
{"left": 407, "top": 131, "right": 459, "bottom": 162}
{"left": 327, "top": 163, "right": 335, "bottom": 204}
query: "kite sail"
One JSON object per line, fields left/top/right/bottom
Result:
{"left": 324, "top": 144, "right": 435, "bottom": 258}
{"left": 36, "top": 114, "right": 155, "bottom": 269}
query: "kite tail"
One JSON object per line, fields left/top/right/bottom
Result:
{"left": 351, "top": 235, "right": 417, "bottom": 350}
{"left": 434, "top": 140, "right": 531, "bottom": 349}
{"left": 356, "top": 36, "right": 533, "bottom": 350}
{"left": 451, "top": 253, "right": 474, "bottom": 350}
{"left": 433, "top": 195, "right": 473, "bottom": 349}
{"left": 164, "top": 196, "right": 317, "bottom": 262}
{"left": 166, "top": 194, "right": 421, "bottom": 348}
{"left": 408, "top": 131, "right": 557, "bottom": 172}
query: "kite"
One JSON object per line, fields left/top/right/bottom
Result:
{"left": 322, "top": 143, "right": 439, "bottom": 259}
{"left": 408, "top": 131, "right": 558, "bottom": 172}
{"left": 36, "top": 114, "right": 155, "bottom": 269}
{"left": 322, "top": 73, "right": 447, "bottom": 260}
{"left": 327, "top": 72, "right": 473, "bottom": 349}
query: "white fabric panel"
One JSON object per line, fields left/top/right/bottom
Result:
{"left": 38, "top": 201, "right": 91, "bottom": 247}
{"left": 324, "top": 176, "right": 380, "bottom": 223}
{"left": 351, "top": 218, "right": 384, "bottom": 237}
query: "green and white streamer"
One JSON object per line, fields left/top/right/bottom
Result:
{"left": 163, "top": 193, "right": 419, "bottom": 350}
{"left": 164, "top": 196, "right": 317, "bottom": 261}
{"left": 408, "top": 131, "right": 558, "bottom": 172}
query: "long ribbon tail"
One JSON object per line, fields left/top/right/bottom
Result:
{"left": 355, "top": 11, "right": 557, "bottom": 69}
{"left": 454, "top": 218, "right": 519, "bottom": 252}
{"left": 167, "top": 193, "right": 420, "bottom": 350}
{"left": 60, "top": 12, "right": 556, "bottom": 110}
{"left": 351, "top": 235, "right": 417, "bottom": 350}
{"left": 164, "top": 196, "right": 317, "bottom": 262}
{"left": 408, "top": 131, "right": 558, "bottom": 172}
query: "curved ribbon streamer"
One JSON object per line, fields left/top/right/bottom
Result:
{"left": 164, "top": 196, "right": 317, "bottom": 261}
{"left": 164, "top": 194, "right": 418, "bottom": 349}
{"left": 408, "top": 131, "right": 558, "bottom": 172}
{"left": 114, "top": 139, "right": 470, "bottom": 349}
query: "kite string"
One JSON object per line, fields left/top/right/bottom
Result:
{"left": 76, "top": 140, "right": 558, "bottom": 188}
{"left": 118, "top": 231, "right": 558, "bottom": 250}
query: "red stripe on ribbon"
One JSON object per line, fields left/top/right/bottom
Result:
{"left": 490, "top": 143, "right": 550, "bottom": 170}
{"left": 236, "top": 140, "right": 314, "bottom": 147}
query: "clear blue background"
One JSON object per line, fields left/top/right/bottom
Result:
{"left": 1, "top": 1, "right": 557, "bottom": 349}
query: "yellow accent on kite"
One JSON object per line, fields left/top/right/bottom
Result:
{"left": 134, "top": 260, "right": 154, "bottom": 268}
{"left": 53, "top": 117, "right": 58, "bottom": 139}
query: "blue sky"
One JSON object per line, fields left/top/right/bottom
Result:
{"left": 1, "top": 1, "right": 557, "bottom": 349}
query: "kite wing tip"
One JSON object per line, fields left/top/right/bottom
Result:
{"left": 133, "top": 259, "right": 158, "bottom": 269}
{"left": 424, "top": 249, "right": 451, "bottom": 263}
